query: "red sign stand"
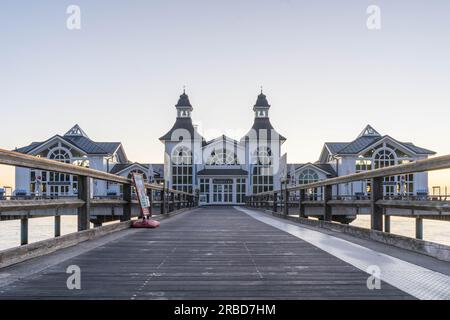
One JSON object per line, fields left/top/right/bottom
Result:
{"left": 131, "top": 173, "right": 160, "bottom": 229}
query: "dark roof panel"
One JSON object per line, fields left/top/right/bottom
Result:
{"left": 254, "top": 93, "right": 270, "bottom": 107}
{"left": 175, "top": 92, "right": 192, "bottom": 107}
{"left": 401, "top": 143, "right": 436, "bottom": 155}
{"left": 244, "top": 118, "right": 286, "bottom": 141}
{"left": 197, "top": 168, "right": 248, "bottom": 176}
{"left": 337, "top": 136, "right": 382, "bottom": 154}
{"left": 95, "top": 142, "right": 121, "bottom": 154}
{"left": 159, "top": 117, "right": 204, "bottom": 141}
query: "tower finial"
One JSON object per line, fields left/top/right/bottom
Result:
{"left": 183, "top": 85, "right": 186, "bottom": 94}
{"left": 260, "top": 85, "right": 263, "bottom": 94}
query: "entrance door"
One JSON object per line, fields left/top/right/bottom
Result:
{"left": 212, "top": 183, "right": 233, "bottom": 204}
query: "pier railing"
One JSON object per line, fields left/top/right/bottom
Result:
{"left": 246, "top": 154, "right": 450, "bottom": 240}
{"left": 0, "top": 149, "right": 197, "bottom": 246}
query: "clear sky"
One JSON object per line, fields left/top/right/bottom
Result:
{"left": 1, "top": 0, "right": 450, "bottom": 189}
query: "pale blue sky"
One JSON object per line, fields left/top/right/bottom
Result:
{"left": 1, "top": 0, "right": 450, "bottom": 187}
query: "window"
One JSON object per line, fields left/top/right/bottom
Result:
{"left": 171, "top": 146, "right": 193, "bottom": 193}
{"left": 236, "top": 178, "right": 246, "bottom": 203}
{"left": 355, "top": 142, "right": 415, "bottom": 196}
{"left": 298, "top": 168, "right": 320, "bottom": 200}
{"left": 251, "top": 147, "right": 273, "bottom": 194}
{"left": 206, "top": 149, "right": 238, "bottom": 165}
{"left": 31, "top": 147, "right": 76, "bottom": 197}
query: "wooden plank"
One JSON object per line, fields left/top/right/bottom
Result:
{"left": 0, "top": 207, "right": 412, "bottom": 300}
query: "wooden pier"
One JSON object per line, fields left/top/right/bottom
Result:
{"left": 0, "top": 149, "right": 450, "bottom": 300}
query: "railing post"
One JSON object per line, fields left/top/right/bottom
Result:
{"left": 323, "top": 185, "right": 332, "bottom": 221}
{"left": 170, "top": 192, "right": 175, "bottom": 212}
{"left": 299, "top": 189, "right": 306, "bottom": 218}
{"left": 273, "top": 192, "right": 278, "bottom": 212}
{"left": 78, "top": 175, "right": 91, "bottom": 231}
{"left": 371, "top": 177, "right": 383, "bottom": 231}
{"left": 283, "top": 189, "right": 289, "bottom": 215}
{"left": 148, "top": 189, "right": 153, "bottom": 217}
{"left": 121, "top": 182, "right": 132, "bottom": 221}
{"left": 55, "top": 213, "right": 61, "bottom": 237}
{"left": 160, "top": 188, "right": 166, "bottom": 214}
{"left": 384, "top": 215, "right": 390, "bottom": 233}
{"left": 415, "top": 217, "right": 423, "bottom": 240}
{"left": 20, "top": 216, "right": 28, "bottom": 245}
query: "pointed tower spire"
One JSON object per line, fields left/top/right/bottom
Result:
{"left": 358, "top": 125, "right": 381, "bottom": 138}
{"left": 64, "top": 124, "right": 89, "bottom": 138}
{"left": 175, "top": 88, "right": 193, "bottom": 118}
{"left": 253, "top": 89, "right": 270, "bottom": 117}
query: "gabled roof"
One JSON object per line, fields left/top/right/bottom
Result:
{"left": 321, "top": 125, "right": 435, "bottom": 156}
{"left": 324, "top": 142, "right": 349, "bottom": 155}
{"left": 15, "top": 142, "right": 42, "bottom": 154}
{"left": 14, "top": 125, "right": 125, "bottom": 156}
{"left": 336, "top": 135, "right": 382, "bottom": 154}
{"left": 288, "top": 162, "right": 337, "bottom": 177}
{"left": 243, "top": 118, "right": 286, "bottom": 142}
{"left": 159, "top": 117, "right": 204, "bottom": 142}
{"left": 110, "top": 162, "right": 164, "bottom": 177}
{"left": 204, "top": 134, "right": 241, "bottom": 147}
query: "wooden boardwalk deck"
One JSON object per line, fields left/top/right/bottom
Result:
{"left": 0, "top": 207, "right": 412, "bottom": 300}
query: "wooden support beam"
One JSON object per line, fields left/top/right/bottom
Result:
{"left": 384, "top": 215, "right": 390, "bottom": 233}
{"left": 54, "top": 214, "right": 61, "bottom": 237}
{"left": 148, "top": 189, "right": 153, "bottom": 217}
{"left": 78, "top": 175, "right": 91, "bottom": 231}
{"left": 121, "top": 182, "right": 132, "bottom": 222}
{"left": 416, "top": 217, "right": 423, "bottom": 240}
{"left": 160, "top": 188, "right": 166, "bottom": 214}
{"left": 283, "top": 189, "right": 289, "bottom": 215}
{"left": 323, "top": 185, "right": 332, "bottom": 221}
{"left": 20, "top": 217, "right": 28, "bottom": 245}
{"left": 299, "top": 189, "right": 306, "bottom": 218}
{"left": 371, "top": 177, "right": 383, "bottom": 231}
{"left": 170, "top": 192, "right": 175, "bottom": 212}
{"left": 273, "top": 192, "right": 278, "bottom": 213}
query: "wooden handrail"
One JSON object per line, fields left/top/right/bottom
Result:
{"left": 0, "top": 148, "right": 192, "bottom": 196}
{"left": 255, "top": 154, "right": 450, "bottom": 196}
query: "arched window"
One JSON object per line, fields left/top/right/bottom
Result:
{"left": 298, "top": 169, "right": 319, "bottom": 185}
{"left": 298, "top": 168, "right": 320, "bottom": 200}
{"left": 127, "top": 169, "right": 147, "bottom": 182}
{"left": 206, "top": 149, "right": 238, "bottom": 165}
{"left": 172, "top": 146, "right": 192, "bottom": 165}
{"left": 373, "top": 149, "right": 396, "bottom": 169}
{"left": 254, "top": 147, "right": 272, "bottom": 165}
{"left": 41, "top": 147, "right": 73, "bottom": 196}
{"left": 48, "top": 148, "right": 71, "bottom": 163}
{"left": 355, "top": 142, "right": 415, "bottom": 196}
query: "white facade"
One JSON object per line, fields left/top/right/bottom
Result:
{"left": 14, "top": 100, "right": 435, "bottom": 203}
{"left": 160, "top": 91, "right": 285, "bottom": 205}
